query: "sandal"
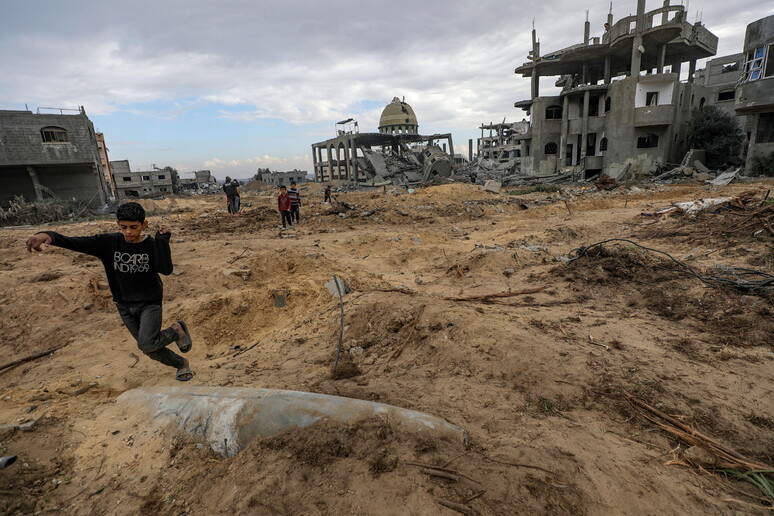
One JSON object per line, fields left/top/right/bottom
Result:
{"left": 176, "top": 365, "right": 194, "bottom": 381}
{"left": 176, "top": 320, "right": 193, "bottom": 353}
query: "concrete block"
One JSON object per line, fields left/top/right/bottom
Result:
{"left": 484, "top": 180, "right": 501, "bottom": 193}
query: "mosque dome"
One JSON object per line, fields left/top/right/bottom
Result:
{"left": 378, "top": 97, "right": 418, "bottom": 135}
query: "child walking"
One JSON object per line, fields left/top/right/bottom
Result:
{"left": 288, "top": 181, "right": 301, "bottom": 224}
{"left": 278, "top": 185, "right": 292, "bottom": 230}
{"left": 25, "top": 202, "right": 194, "bottom": 381}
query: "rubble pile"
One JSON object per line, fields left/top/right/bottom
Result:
{"left": 357, "top": 145, "right": 455, "bottom": 186}
{"left": 0, "top": 196, "right": 99, "bottom": 227}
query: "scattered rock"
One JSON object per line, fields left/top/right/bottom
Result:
{"left": 414, "top": 277, "right": 423, "bottom": 285}
{"left": 411, "top": 237, "right": 423, "bottom": 245}
{"left": 348, "top": 346, "right": 364, "bottom": 357}
{"left": 739, "top": 295, "right": 763, "bottom": 307}
{"left": 502, "top": 268, "right": 515, "bottom": 277}
{"left": 222, "top": 269, "right": 251, "bottom": 279}
{"left": 325, "top": 277, "right": 351, "bottom": 297}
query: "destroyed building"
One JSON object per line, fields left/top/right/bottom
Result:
{"left": 257, "top": 170, "right": 308, "bottom": 186}
{"left": 311, "top": 97, "right": 456, "bottom": 186}
{"left": 735, "top": 14, "right": 774, "bottom": 172}
{"left": 179, "top": 170, "right": 218, "bottom": 192}
{"left": 0, "top": 107, "right": 110, "bottom": 207}
{"left": 95, "top": 132, "right": 116, "bottom": 198}
{"left": 514, "top": 0, "right": 718, "bottom": 179}
{"left": 111, "top": 161, "right": 173, "bottom": 199}
{"left": 477, "top": 121, "right": 529, "bottom": 163}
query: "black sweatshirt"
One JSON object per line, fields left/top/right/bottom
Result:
{"left": 43, "top": 231, "right": 173, "bottom": 306}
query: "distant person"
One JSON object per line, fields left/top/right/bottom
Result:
{"left": 223, "top": 176, "right": 238, "bottom": 214}
{"left": 278, "top": 185, "right": 292, "bottom": 230}
{"left": 24, "top": 202, "right": 194, "bottom": 381}
{"left": 288, "top": 181, "right": 301, "bottom": 223}
{"left": 231, "top": 178, "right": 241, "bottom": 214}
{"left": 324, "top": 185, "right": 332, "bottom": 203}
{"left": 469, "top": 171, "right": 478, "bottom": 185}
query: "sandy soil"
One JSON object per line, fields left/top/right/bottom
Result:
{"left": 0, "top": 179, "right": 772, "bottom": 515}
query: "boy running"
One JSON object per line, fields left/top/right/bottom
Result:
{"left": 288, "top": 181, "right": 301, "bottom": 224}
{"left": 278, "top": 185, "right": 292, "bottom": 230}
{"left": 25, "top": 202, "right": 194, "bottom": 381}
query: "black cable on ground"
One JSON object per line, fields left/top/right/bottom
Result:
{"left": 568, "top": 238, "right": 774, "bottom": 293}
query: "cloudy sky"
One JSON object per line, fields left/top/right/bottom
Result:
{"left": 1, "top": 0, "right": 771, "bottom": 180}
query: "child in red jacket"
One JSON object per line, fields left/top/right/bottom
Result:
{"left": 278, "top": 185, "right": 292, "bottom": 230}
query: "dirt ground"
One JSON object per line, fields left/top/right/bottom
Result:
{"left": 0, "top": 179, "right": 772, "bottom": 515}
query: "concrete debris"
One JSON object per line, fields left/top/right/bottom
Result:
{"left": 707, "top": 168, "right": 740, "bottom": 186}
{"left": 483, "top": 180, "right": 501, "bottom": 194}
{"left": 355, "top": 145, "right": 455, "bottom": 187}
{"left": 693, "top": 160, "right": 712, "bottom": 175}
{"left": 670, "top": 198, "right": 733, "bottom": 216}
{"left": 0, "top": 419, "right": 37, "bottom": 432}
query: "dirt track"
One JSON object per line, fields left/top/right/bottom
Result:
{"left": 1, "top": 180, "right": 772, "bottom": 515}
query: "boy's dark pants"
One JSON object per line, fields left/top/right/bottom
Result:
{"left": 280, "top": 210, "right": 292, "bottom": 227}
{"left": 290, "top": 204, "right": 300, "bottom": 223}
{"left": 116, "top": 304, "right": 184, "bottom": 369}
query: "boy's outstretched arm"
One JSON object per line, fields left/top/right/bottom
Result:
{"left": 154, "top": 226, "right": 174, "bottom": 275}
{"left": 26, "top": 232, "right": 106, "bottom": 257}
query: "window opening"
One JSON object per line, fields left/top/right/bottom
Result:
{"left": 646, "top": 92, "right": 659, "bottom": 106}
{"left": 599, "top": 137, "right": 608, "bottom": 151}
{"left": 122, "top": 177, "right": 132, "bottom": 182}
{"left": 545, "top": 105, "right": 563, "bottom": 120}
{"left": 637, "top": 133, "right": 659, "bottom": 148}
{"left": 717, "top": 90, "right": 735, "bottom": 102}
{"left": 157, "top": 174, "right": 166, "bottom": 179}
{"left": 589, "top": 96, "right": 600, "bottom": 117}
{"left": 756, "top": 113, "right": 774, "bottom": 143}
{"left": 604, "top": 97, "right": 611, "bottom": 113}
{"left": 765, "top": 44, "right": 774, "bottom": 78}
{"left": 41, "top": 127, "right": 69, "bottom": 143}
{"left": 544, "top": 142, "right": 558, "bottom": 155}
{"left": 142, "top": 175, "right": 151, "bottom": 180}
{"left": 586, "top": 133, "right": 597, "bottom": 156}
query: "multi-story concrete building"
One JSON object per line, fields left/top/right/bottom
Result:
{"left": 514, "top": 0, "right": 718, "bottom": 178}
{"left": 111, "top": 161, "right": 173, "bottom": 199}
{"left": 735, "top": 15, "right": 774, "bottom": 171}
{"left": 0, "top": 107, "right": 110, "bottom": 207}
